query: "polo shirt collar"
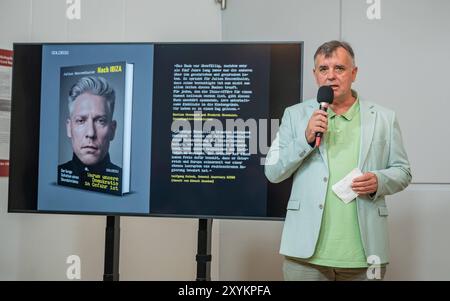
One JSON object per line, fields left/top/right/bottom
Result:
{"left": 328, "top": 89, "right": 360, "bottom": 120}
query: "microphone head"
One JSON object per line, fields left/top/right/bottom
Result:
{"left": 317, "top": 85, "right": 334, "bottom": 104}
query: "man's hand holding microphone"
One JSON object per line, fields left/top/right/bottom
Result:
{"left": 305, "top": 85, "right": 333, "bottom": 147}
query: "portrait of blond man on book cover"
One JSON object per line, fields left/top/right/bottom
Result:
{"left": 57, "top": 62, "right": 133, "bottom": 196}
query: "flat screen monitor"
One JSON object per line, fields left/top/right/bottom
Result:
{"left": 8, "top": 42, "right": 303, "bottom": 219}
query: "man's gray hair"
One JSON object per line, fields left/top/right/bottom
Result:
{"left": 68, "top": 76, "right": 115, "bottom": 118}
{"left": 314, "top": 40, "right": 356, "bottom": 66}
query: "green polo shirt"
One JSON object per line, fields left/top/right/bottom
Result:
{"left": 306, "top": 95, "right": 368, "bottom": 268}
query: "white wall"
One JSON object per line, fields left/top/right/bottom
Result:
{"left": 0, "top": 0, "right": 222, "bottom": 281}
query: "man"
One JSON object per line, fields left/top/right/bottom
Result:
{"left": 58, "top": 76, "right": 122, "bottom": 193}
{"left": 265, "top": 41, "right": 411, "bottom": 281}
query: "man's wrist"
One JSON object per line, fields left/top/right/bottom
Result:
{"left": 305, "top": 132, "right": 314, "bottom": 147}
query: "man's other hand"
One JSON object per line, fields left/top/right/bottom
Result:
{"left": 352, "top": 172, "right": 378, "bottom": 195}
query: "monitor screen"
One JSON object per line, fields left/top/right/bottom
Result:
{"left": 8, "top": 42, "right": 303, "bottom": 219}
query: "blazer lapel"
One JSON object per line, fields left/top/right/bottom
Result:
{"left": 358, "top": 100, "right": 377, "bottom": 169}
{"left": 318, "top": 137, "right": 328, "bottom": 170}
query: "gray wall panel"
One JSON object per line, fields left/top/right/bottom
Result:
{"left": 124, "top": 0, "right": 222, "bottom": 42}
{"left": 0, "top": 0, "right": 31, "bottom": 48}
{"left": 223, "top": 0, "right": 341, "bottom": 101}
{"left": 31, "top": 0, "right": 67, "bottom": 42}
{"left": 387, "top": 185, "right": 450, "bottom": 280}
{"left": 342, "top": 0, "right": 450, "bottom": 183}
{"left": 218, "top": 220, "right": 284, "bottom": 280}
{"left": 67, "top": 0, "right": 125, "bottom": 42}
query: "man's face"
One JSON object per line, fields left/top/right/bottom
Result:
{"left": 66, "top": 93, "right": 116, "bottom": 166}
{"left": 313, "top": 47, "right": 358, "bottom": 102}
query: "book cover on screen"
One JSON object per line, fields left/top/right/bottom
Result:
{"left": 57, "top": 61, "right": 133, "bottom": 196}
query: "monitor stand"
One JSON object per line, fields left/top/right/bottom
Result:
{"left": 196, "top": 218, "right": 213, "bottom": 281}
{"left": 103, "top": 215, "right": 120, "bottom": 281}
{"left": 102, "top": 216, "right": 212, "bottom": 281}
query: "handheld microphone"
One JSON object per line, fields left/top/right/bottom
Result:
{"left": 315, "top": 86, "right": 334, "bottom": 148}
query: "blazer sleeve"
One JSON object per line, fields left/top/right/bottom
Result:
{"left": 264, "top": 107, "right": 315, "bottom": 183}
{"left": 370, "top": 113, "right": 412, "bottom": 199}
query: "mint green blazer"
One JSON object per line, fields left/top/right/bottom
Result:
{"left": 264, "top": 98, "right": 412, "bottom": 264}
